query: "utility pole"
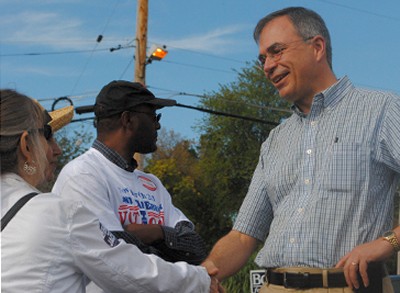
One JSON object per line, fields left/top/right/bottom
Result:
{"left": 133, "top": 0, "right": 148, "bottom": 170}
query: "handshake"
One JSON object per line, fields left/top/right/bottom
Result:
{"left": 202, "top": 260, "right": 226, "bottom": 293}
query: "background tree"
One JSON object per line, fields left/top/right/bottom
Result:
{"left": 145, "top": 129, "right": 222, "bottom": 249}
{"left": 196, "top": 63, "right": 290, "bottom": 236}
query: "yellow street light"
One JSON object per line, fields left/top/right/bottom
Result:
{"left": 147, "top": 44, "right": 168, "bottom": 64}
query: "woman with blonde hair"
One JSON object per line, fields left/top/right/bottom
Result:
{"left": 1, "top": 89, "right": 218, "bottom": 293}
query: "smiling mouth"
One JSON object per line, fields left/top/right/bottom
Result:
{"left": 272, "top": 72, "right": 289, "bottom": 84}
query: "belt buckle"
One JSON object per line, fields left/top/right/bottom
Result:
{"left": 283, "top": 272, "right": 289, "bottom": 288}
{"left": 265, "top": 269, "right": 270, "bottom": 285}
{"left": 283, "top": 272, "right": 310, "bottom": 289}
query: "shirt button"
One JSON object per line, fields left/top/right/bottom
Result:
{"left": 304, "top": 179, "right": 310, "bottom": 184}
{"left": 298, "top": 208, "right": 304, "bottom": 213}
{"left": 169, "top": 242, "right": 173, "bottom": 246}
{"left": 310, "top": 121, "right": 317, "bottom": 126}
{"left": 290, "top": 238, "right": 295, "bottom": 244}
{"left": 306, "top": 149, "right": 312, "bottom": 155}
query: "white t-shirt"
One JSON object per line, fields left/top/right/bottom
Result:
{"left": 53, "top": 147, "right": 189, "bottom": 232}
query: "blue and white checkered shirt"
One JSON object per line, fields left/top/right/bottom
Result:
{"left": 234, "top": 76, "right": 400, "bottom": 268}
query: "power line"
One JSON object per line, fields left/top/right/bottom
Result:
{"left": 315, "top": 0, "right": 400, "bottom": 22}
{"left": 119, "top": 55, "right": 135, "bottom": 79}
{"left": 70, "top": 0, "right": 123, "bottom": 94}
{"left": 162, "top": 44, "right": 246, "bottom": 64}
{"left": 161, "top": 60, "right": 234, "bottom": 74}
{"left": 72, "top": 101, "right": 281, "bottom": 126}
{"left": 37, "top": 92, "right": 98, "bottom": 103}
{"left": 0, "top": 45, "right": 135, "bottom": 57}
{"left": 69, "top": 36, "right": 103, "bottom": 95}
{"left": 148, "top": 86, "right": 293, "bottom": 114}
{"left": 175, "top": 103, "right": 280, "bottom": 126}
{"left": 99, "top": 1, "right": 122, "bottom": 36}
{"left": 1, "top": 48, "right": 112, "bottom": 57}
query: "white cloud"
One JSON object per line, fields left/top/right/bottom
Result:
{"left": 160, "top": 24, "right": 250, "bottom": 54}
{"left": 1, "top": 9, "right": 251, "bottom": 56}
{"left": 0, "top": 11, "right": 95, "bottom": 50}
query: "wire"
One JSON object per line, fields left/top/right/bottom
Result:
{"left": 119, "top": 55, "right": 135, "bottom": 79}
{"left": 161, "top": 60, "right": 234, "bottom": 74}
{"left": 37, "top": 91, "right": 98, "bottom": 103}
{"left": 1, "top": 47, "right": 116, "bottom": 57}
{"left": 100, "top": 1, "right": 122, "bottom": 36}
{"left": 175, "top": 103, "right": 279, "bottom": 126}
{"left": 69, "top": 39, "right": 102, "bottom": 95}
{"left": 73, "top": 102, "right": 281, "bottom": 126}
{"left": 160, "top": 43, "right": 246, "bottom": 64}
{"left": 315, "top": 0, "right": 400, "bottom": 22}
{"left": 69, "top": 0, "right": 122, "bottom": 94}
{"left": 148, "top": 86, "right": 293, "bottom": 114}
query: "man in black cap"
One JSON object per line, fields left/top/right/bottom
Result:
{"left": 53, "top": 80, "right": 207, "bottom": 292}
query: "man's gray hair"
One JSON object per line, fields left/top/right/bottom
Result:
{"left": 254, "top": 7, "right": 332, "bottom": 69}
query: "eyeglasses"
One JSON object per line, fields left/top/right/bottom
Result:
{"left": 257, "top": 36, "right": 314, "bottom": 68}
{"left": 130, "top": 110, "right": 162, "bottom": 123}
{"left": 38, "top": 125, "right": 53, "bottom": 140}
{"left": 43, "top": 125, "right": 53, "bottom": 140}
{"left": 28, "top": 124, "right": 53, "bottom": 141}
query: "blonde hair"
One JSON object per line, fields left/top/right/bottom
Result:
{"left": 0, "top": 89, "right": 48, "bottom": 181}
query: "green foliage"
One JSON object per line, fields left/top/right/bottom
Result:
{"left": 196, "top": 63, "right": 290, "bottom": 232}
{"left": 145, "top": 129, "right": 232, "bottom": 249}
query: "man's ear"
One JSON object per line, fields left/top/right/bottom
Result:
{"left": 311, "top": 35, "right": 326, "bottom": 63}
{"left": 120, "top": 111, "right": 132, "bottom": 128}
{"left": 19, "top": 131, "right": 33, "bottom": 162}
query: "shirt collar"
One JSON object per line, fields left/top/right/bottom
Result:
{"left": 92, "top": 139, "right": 137, "bottom": 172}
{"left": 292, "top": 76, "right": 354, "bottom": 117}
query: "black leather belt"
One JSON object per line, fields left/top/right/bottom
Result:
{"left": 266, "top": 270, "right": 347, "bottom": 289}
{"left": 266, "top": 262, "right": 386, "bottom": 290}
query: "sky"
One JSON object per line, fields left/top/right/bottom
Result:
{"left": 1, "top": 0, "right": 400, "bottom": 143}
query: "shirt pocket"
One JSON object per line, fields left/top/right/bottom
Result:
{"left": 320, "top": 143, "right": 368, "bottom": 193}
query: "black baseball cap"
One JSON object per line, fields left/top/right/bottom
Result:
{"left": 94, "top": 80, "right": 176, "bottom": 118}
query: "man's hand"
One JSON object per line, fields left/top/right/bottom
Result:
{"left": 209, "top": 276, "right": 225, "bottom": 293}
{"left": 335, "top": 237, "right": 394, "bottom": 290}
{"left": 202, "top": 259, "right": 219, "bottom": 277}
{"left": 202, "top": 261, "right": 225, "bottom": 293}
{"left": 124, "top": 223, "right": 163, "bottom": 245}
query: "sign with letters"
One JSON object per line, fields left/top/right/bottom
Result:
{"left": 250, "top": 270, "right": 265, "bottom": 293}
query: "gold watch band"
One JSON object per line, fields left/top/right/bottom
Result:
{"left": 383, "top": 231, "right": 400, "bottom": 252}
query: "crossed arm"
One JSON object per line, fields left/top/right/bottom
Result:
{"left": 112, "top": 220, "right": 207, "bottom": 265}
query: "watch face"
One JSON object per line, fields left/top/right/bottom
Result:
{"left": 383, "top": 231, "right": 394, "bottom": 238}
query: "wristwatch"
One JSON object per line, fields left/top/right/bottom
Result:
{"left": 383, "top": 231, "right": 400, "bottom": 252}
